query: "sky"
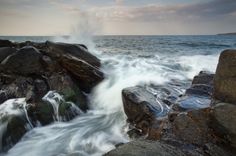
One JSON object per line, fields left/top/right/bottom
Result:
{"left": 0, "top": 0, "right": 236, "bottom": 35}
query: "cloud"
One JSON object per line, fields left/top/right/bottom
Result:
{"left": 115, "top": 0, "right": 124, "bottom": 5}
{"left": 85, "top": 0, "right": 236, "bottom": 22}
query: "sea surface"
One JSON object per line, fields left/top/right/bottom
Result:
{"left": 0, "top": 35, "right": 236, "bottom": 156}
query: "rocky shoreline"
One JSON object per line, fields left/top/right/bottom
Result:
{"left": 106, "top": 49, "right": 236, "bottom": 156}
{"left": 0, "top": 39, "right": 104, "bottom": 151}
{"left": 0, "top": 39, "right": 236, "bottom": 155}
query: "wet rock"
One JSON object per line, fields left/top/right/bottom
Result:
{"left": 47, "top": 73, "right": 88, "bottom": 111}
{"left": 0, "top": 40, "right": 14, "bottom": 48}
{"left": 104, "top": 140, "right": 187, "bottom": 156}
{"left": 45, "top": 41, "right": 103, "bottom": 92}
{"left": 185, "top": 84, "right": 213, "bottom": 97}
{"left": 214, "top": 49, "right": 236, "bottom": 103}
{"left": 27, "top": 100, "right": 54, "bottom": 126}
{"left": 58, "top": 101, "right": 82, "bottom": 121}
{"left": 2, "top": 116, "right": 28, "bottom": 151}
{"left": 203, "top": 143, "right": 235, "bottom": 156}
{"left": 1, "top": 46, "right": 44, "bottom": 75}
{"left": 172, "top": 108, "right": 214, "bottom": 145}
{"left": 122, "top": 86, "right": 169, "bottom": 125}
{"left": 211, "top": 102, "right": 236, "bottom": 148}
{"left": 192, "top": 71, "right": 214, "bottom": 85}
{"left": 1, "top": 76, "right": 34, "bottom": 101}
{"left": 122, "top": 86, "right": 169, "bottom": 136}
{"left": 176, "top": 71, "right": 213, "bottom": 111}
{"left": 0, "top": 47, "right": 16, "bottom": 63}
{"left": 33, "top": 79, "right": 49, "bottom": 100}
{"left": 61, "top": 55, "right": 103, "bottom": 92}
{"left": 45, "top": 41, "right": 101, "bottom": 67}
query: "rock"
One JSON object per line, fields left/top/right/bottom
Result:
{"left": 2, "top": 116, "right": 28, "bottom": 151}
{"left": 0, "top": 47, "right": 16, "bottom": 63}
{"left": 192, "top": 71, "right": 214, "bottom": 85}
{"left": 1, "top": 46, "right": 44, "bottom": 75}
{"left": 211, "top": 103, "right": 236, "bottom": 148}
{"left": 47, "top": 73, "right": 88, "bottom": 111}
{"left": 122, "top": 86, "right": 169, "bottom": 134}
{"left": 45, "top": 41, "right": 100, "bottom": 67}
{"left": 61, "top": 55, "right": 104, "bottom": 92}
{"left": 185, "top": 84, "right": 213, "bottom": 97}
{"left": 172, "top": 108, "right": 214, "bottom": 145}
{"left": 27, "top": 100, "right": 54, "bottom": 126}
{"left": 175, "top": 71, "right": 213, "bottom": 111}
{"left": 45, "top": 41, "right": 103, "bottom": 92}
{"left": 58, "top": 101, "right": 82, "bottom": 121}
{"left": 214, "top": 49, "right": 236, "bottom": 103}
{"left": 0, "top": 76, "right": 34, "bottom": 101}
{"left": 104, "top": 140, "right": 187, "bottom": 156}
{"left": 203, "top": 143, "right": 235, "bottom": 156}
{"left": 0, "top": 40, "right": 14, "bottom": 48}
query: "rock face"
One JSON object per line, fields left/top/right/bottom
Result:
{"left": 214, "top": 49, "right": 236, "bottom": 103}
{"left": 211, "top": 102, "right": 236, "bottom": 148}
{"left": 172, "top": 108, "right": 213, "bottom": 145}
{"left": 1, "top": 46, "right": 44, "bottom": 75}
{"left": 0, "top": 40, "right": 104, "bottom": 151}
{"left": 105, "top": 140, "right": 187, "bottom": 156}
{"left": 122, "top": 86, "right": 169, "bottom": 134}
{"left": 0, "top": 47, "right": 16, "bottom": 62}
{"left": 176, "top": 71, "right": 214, "bottom": 110}
{"left": 0, "top": 40, "right": 14, "bottom": 48}
{"left": 45, "top": 41, "right": 103, "bottom": 92}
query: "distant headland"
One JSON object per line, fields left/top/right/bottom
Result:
{"left": 217, "top": 32, "right": 236, "bottom": 35}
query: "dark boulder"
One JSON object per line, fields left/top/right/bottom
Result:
{"left": 214, "top": 49, "right": 236, "bottom": 104}
{"left": 1, "top": 46, "right": 44, "bottom": 75}
{"left": 211, "top": 102, "right": 236, "bottom": 148}
{"left": 27, "top": 100, "right": 54, "bottom": 126}
{"left": 104, "top": 140, "right": 187, "bottom": 156}
{"left": 0, "top": 47, "right": 16, "bottom": 63}
{"left": 122, "top": 86, "right": 169, "bottom": 134}
{"left": 192, "top": 71, "right": 214, "bottom": 85}
{"left": 0, "top": 40, "right": 14, "bottom": 48}
{"left": 60, "top": 55, "right": 104, "bottom": 92}
{"left": 2, "top": 116, "right": 28, "bottom": 151}
{"left": 45, "top": 41, "right": 100, "bottom": 67}
{"left": 44, "top": 41, "right": 103, "bottom": 92}
{"left": 172, "top": 108, "right": 214, "bottom": 145}
{"left": 47, "top": 73, "right": 88, "bottom": 111}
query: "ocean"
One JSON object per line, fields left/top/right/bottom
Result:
{"left": 1, "top": 35, "right": 236, "bottom": 156}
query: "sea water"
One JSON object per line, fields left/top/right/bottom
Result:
{"left": 0, "top": 35, "right": 236, "bottom": 156}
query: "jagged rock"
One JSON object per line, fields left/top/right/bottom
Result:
{"left": 104, "top": 140, "right": 187, "bottom": 156}
{"left": 58, "top": 101, "right": 82, "bottom": 121}
{"left": 27, "top": 100, "right": 54, "bottom": 126}
{"left": 122, "top": 86, "right": 169, "bottom": 134}
{"left": 176, "top": 71, "right": 213, "bottom": 111}
{"left": 47, "top": 73, "right": 88, "bottom": 111}
{"left": 0, "top": 40, "right": 14, "bottom": 48}
{"left": 192, "top": 71, "right": 214, "bottom": 85}
{"left": 0, "top": 47, "right": 16, "bottom": 63}
{"left": 2, "top": 116, "right": 28, "bottom": 151}
{"left": 0, "top": 76, "right": 34, "bottom": 101}
{"left": 172, "top": 108, "right": 214, "bottom": 145}
{"left": 45, "top": 41, "right": 100, "bottom": 67}
{"left": 45, "top": 41, "right": 103, "bottom": 92}
{"left": 211, "top": 102, "right": 236, "bottom": 148}
{"left": 214, "top": 49, "right": 236, "bottom": 103}
{"left": 1, "top": 46, "right": 44, "bottom": 75}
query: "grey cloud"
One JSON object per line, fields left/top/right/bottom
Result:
{"left": 88, "top": 0, "right": 236, "bottom": 22}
